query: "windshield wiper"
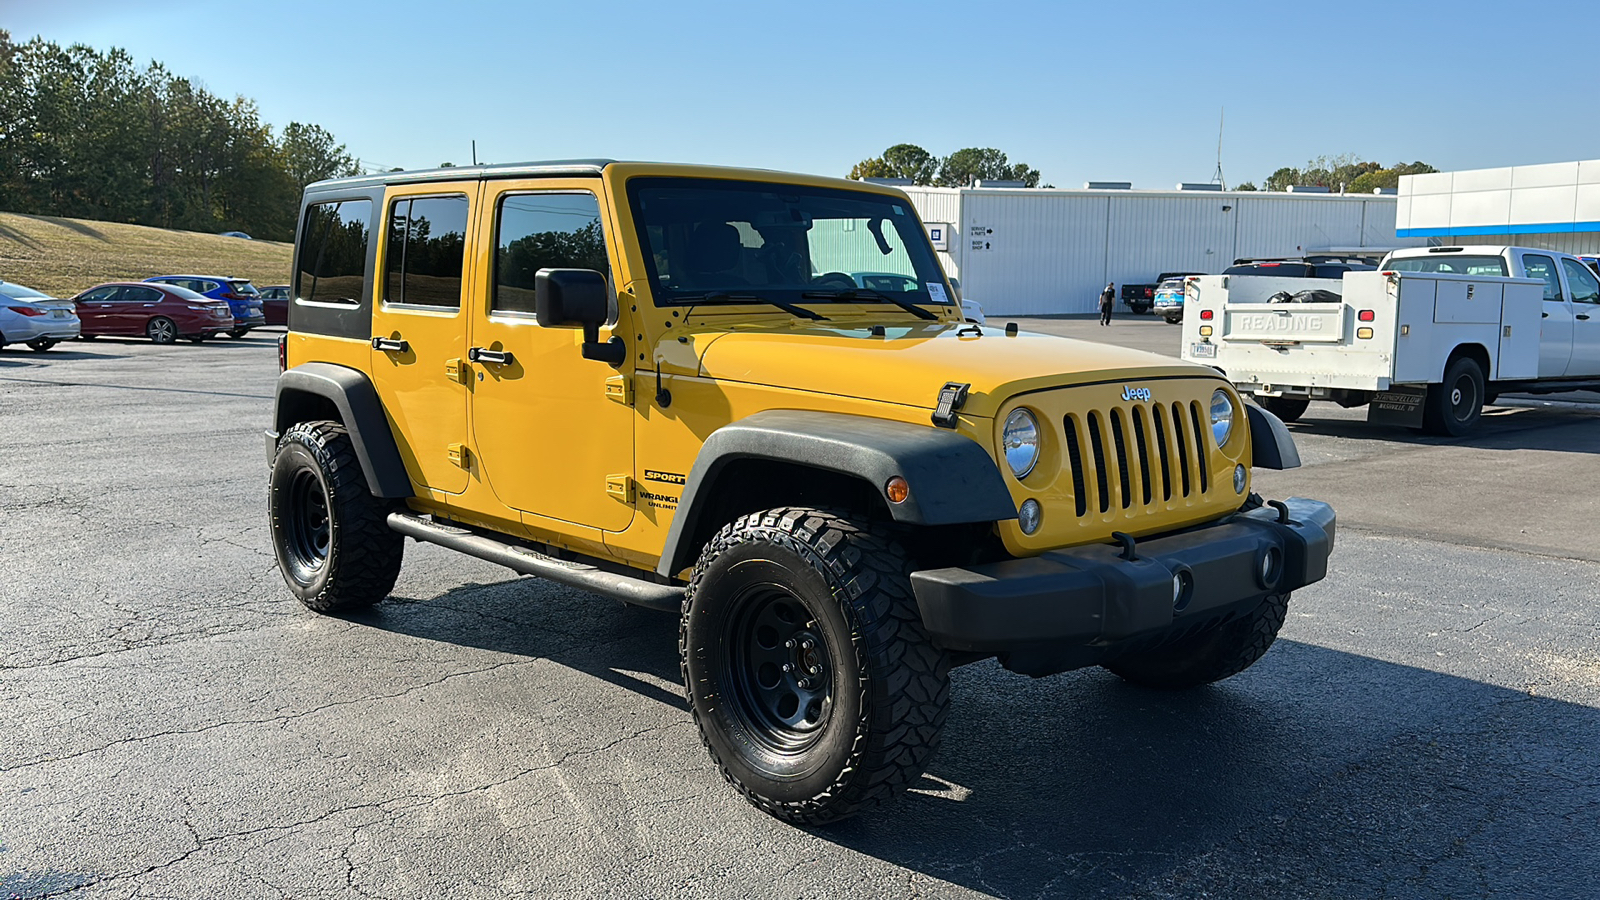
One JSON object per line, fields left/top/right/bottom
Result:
{"left": 798, "top": 289, "right": 939, "bottom": 320}
{"left": 673, "top": 291, "right": 827, "bottom": 321}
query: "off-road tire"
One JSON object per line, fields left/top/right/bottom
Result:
{"left": 681, "top": 507, "right": 950, "bottom": 825}
{"left": 1422, "top": 356, "right": 1484, "bottom": 436}
{"left": 146, "top": 316, "right": 177, "bottom": 344}
{"left": 1104, "top": 592, "right": 1290, "bottom": 689}
{"left": 1260, "top": 396, "right": 1310, "bottom": 423}
{"left": 268, "top": 420, "right": 402, "bottom": 613}
{"left": 26, "top": 338, "right": 56, "bottom": 352}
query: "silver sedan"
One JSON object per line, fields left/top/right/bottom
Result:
{"left": 0, "top": 279, "right": 81, "bottom": 351}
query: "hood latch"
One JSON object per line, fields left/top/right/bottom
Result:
{"left": 931, "top": 382, "right": 971, "bottom": 429}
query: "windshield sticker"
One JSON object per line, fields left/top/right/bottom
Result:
{"left": 927, "top": 283, "right": 949, "bottom": 304}
{"left": 892, "top": 205, "right": 905, "bottom": 215}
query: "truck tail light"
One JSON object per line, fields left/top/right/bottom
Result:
{"left": 1358, "top": 310, "right": 1375, "bottom": 322}
{"left": 1200, "top": 309, "right": 1214, "bottom": 320}
{"left": 1356, "top": 327, "right": 1374, "bottom": 340}
{"left": 278, "top": 334, "right": 287, "bottom": 372}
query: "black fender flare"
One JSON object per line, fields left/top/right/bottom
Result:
{"left": 656, "top": 409, "right": 1017, "bottom": 578}
{"left": 267, "top": 362, "right": 412, "bottom": 498}
{"left": 1245, "top": 404, "right": 1301, "bottom": 470}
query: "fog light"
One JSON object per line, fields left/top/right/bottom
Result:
{"left": 1172, "top": 574, "right": 1184, "bottom": 604}
{"left": 1234, "top": 463, "right": 1246, "bottom": 494}
{"left": 1259, "top": 547, "right": 1283, "bottom": 588}
{"left": 1018, "top": 499, "right": 1042, "bottom": 535}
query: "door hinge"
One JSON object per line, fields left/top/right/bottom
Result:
{"left": 448, "top": 443, "right": 472, "bottom": 468}
{"left": 605, "top": 374, "right": 633, "bottom": 406}
{"left": 606, "top": 474, "right": 635, "bottom": 503}
{"left": 445, "top": 358, "right": 468, "bottom": 384}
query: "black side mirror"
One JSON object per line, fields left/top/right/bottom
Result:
{"left": 534, "top": 268, "right": 625, "bottom": 365}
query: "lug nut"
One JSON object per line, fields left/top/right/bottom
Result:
{"left": 808, "top": 666, "right": 821, "bottom": 675}
{"left": 781, "top": 663, "right": 793, "bottom": 673}
{"left": 785, "top": 639, "right": 796, "bottom": 649}
{"left": 801, "top": 639, "right": 812, "bottom": 650}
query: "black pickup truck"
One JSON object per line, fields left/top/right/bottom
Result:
{"left": 1121, "top": 271, "right": 1203, "bottom": 313}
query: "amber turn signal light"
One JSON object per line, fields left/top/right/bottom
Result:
{"left": 885, "top": 476, "right": 909, "bottom": 504}
{"left": 1356, "top": 327, "right": 1374, "bottom": 340}
{"left": 1199, "top": 325, "right": 1213, "bottom": 336}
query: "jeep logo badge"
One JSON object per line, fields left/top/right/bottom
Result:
{"left": 1121, "top": 386, "right": 1152, "bottom": 402}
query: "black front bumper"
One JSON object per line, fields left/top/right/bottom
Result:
{"left": 909, "top": 497, "right": 1335, "bottom": 675}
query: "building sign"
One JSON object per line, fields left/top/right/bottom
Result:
{"left": 969, "top": 224, "right": 994, "bottom": 252}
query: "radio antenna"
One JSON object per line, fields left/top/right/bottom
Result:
{"left": 1212, "top": 108, "right": 1226, "bottom": 190}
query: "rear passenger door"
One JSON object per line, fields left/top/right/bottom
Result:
{"left": 1520, "top": 253, "right": 1575, "bottom": 377}
{"left": 369, "top": 185, "right": 476, "bottom": 496}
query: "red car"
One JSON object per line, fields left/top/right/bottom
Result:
{"left": 72, "top": 282, "right": 234, "bottom": 344}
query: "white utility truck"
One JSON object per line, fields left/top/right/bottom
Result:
{"left": 1180, "top": 246, "right": 1600, "bottom": 435}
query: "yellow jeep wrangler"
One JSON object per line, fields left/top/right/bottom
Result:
{"left": 267, "top": 161, "right": 1335, "bottom": 824}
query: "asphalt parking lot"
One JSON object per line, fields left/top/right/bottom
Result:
{"left": 3, "top": 323, "right": 1598, "bottom": 899}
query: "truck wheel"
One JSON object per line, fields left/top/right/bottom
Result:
{"left": 1105, "top": 592, "right": 1290, "bottom": 689}
{"left": 269, "top": 420, "right": 403, "bottom": 612}
{"left": 1422, "top": 357, "right": 1484, "bottom": 436}
{"left": 681, "top": 507, "right": 950, "bottom": 825}
{"left": 1259, "top": 396, "right": 1310, "bottom": 423}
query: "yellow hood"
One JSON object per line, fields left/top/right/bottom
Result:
{"left": 690, "top": 322, "right": 1216, "bottom": 417}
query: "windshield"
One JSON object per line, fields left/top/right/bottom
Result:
{"left": 0, "top": 281, "right": 51, "bottom": 300}
{"left": 1384, "top": 255, "right": 1508, "bottom": 276}
{"left": 627, "top": 178, "right": 952, "bottom": 308}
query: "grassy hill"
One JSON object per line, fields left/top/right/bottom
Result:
{"left": 0, "top": 213, "right": 293, "bottom": 299}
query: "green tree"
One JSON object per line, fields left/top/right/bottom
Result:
{"left": 1347, "top": 161, "right": 1438, "bottom": 194}
{"left": 881, "top": 143, "right": 938, "bottom": 184}
{"left": 847, "top": 156, "right": 894, "bottom": 180}
{"left": 1235, "top": 181, "right": 1258, "bottom": 191}
{"left": 936, "top": 147, "right": 1041, "bottom": 187}
{"left": 281, "top": 122, "right": 358, "bottom": 188}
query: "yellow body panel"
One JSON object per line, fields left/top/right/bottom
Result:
{"left": 291, "top": 161, "right": 1255, "bottom": 579}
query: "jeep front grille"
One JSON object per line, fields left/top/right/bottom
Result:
{"left": 1065, "top": 401, "right": 1212, "bottom": 515}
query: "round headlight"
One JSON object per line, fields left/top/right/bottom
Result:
{"left": 1210, "top": 389, "right": 1234, "bottom": 446}
{"left": 1002, "top": 408, "right": 1040, "bottom": 479}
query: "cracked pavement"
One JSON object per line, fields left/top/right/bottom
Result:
{"left": 2, "top": 326, "right": 1598, "bottom": 898}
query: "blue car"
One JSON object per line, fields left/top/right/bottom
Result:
{"left": 1152, "top": 277, "right": 1189, "bottom": 324}
{"left": 144, "top": 275, "right": 266, "bottom": 337}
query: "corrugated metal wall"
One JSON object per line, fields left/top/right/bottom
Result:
{"left": 900, "top": 187, "right": 1415, "bottom": 315}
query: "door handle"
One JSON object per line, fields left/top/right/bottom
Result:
{"left": 1542, "top": 312, "right": 1549, "bottom": 318}
{"left": 1579, "top": 314, "right": 1592, "bottom": 321}
{"left": 468, "top": 347, "right": 514, "bottom": 365}
{"left": 371, "top": 336, "right": 409, "bottom": 352}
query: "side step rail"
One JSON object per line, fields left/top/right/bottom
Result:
{"left": 387, "top": 512, "right": 684, "bottom": 612}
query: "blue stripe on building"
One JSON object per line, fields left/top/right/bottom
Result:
{"left": 1398, "top": 221, "right": 1600, "bottom": 238}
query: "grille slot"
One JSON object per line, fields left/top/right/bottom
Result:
{"left": 1086, "top": 412, "right": 1110, "bottom": 513}
{"left": 1151, "top": 404, "right": 1172, "bottom": 501}
{"left": 1189, "top": 401, "right": 1210, "bottom": 493}
{"left": 1064, "top": 416, "right": 1088, "bottom": 517}
{"left": 1132, "top": 407, "right": 1153, "bottom": 505}
{"left": 1109, "top": 410, "right": 1132, "bottom": 509}
{"left": 1171, "top": 402, "right": 1192, "bottom": 496}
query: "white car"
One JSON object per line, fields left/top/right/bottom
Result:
{"left": 0, "top": 279, "right": 80, "bottom": 351}
{"left": 849, "top": 271, "right": 986, "bottom": 323}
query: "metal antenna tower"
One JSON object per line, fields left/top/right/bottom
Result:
{"left": 1212, "top": 108, "right": 1226, "bottom": 190}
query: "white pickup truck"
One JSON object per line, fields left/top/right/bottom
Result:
{"left": 1180, "top": 245, "right": 1600, "bottom": 434}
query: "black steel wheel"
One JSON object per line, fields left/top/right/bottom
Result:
{"left": 269, "top": 420, "right": 403, "bottom": 612}
{"left": 681, "top": 507, "right": 949, "bottom": 825}
{"left": 1422, "top": 356, "right": 1484, "bottom": 436}
{"left": 146, "top": 316, "right": 177, "bottom": 344}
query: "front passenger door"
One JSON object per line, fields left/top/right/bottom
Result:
{"left": 1560, "top": 258, "right": 1600, "bottom": 376}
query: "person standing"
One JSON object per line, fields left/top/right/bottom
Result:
{"left": 1099, "top": 282, "right": 1115, "bottom": 326}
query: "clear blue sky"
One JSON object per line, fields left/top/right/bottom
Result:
{"left": 9, "top": 0, "right": 1597, "bottom": 187}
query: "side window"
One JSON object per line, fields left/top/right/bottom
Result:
{"left": 199, "top": 280, "right": 220, "bottom": 293}
{"left": 129, "top": 287, "right": 164, "bottom": 302}
{"left": 1561, "top": 258, "right": 1600, "bottom": 304}
{"left": 385, "top": 194, "right": 469, "bottom": 308}
{"left": 79, "top": 287, "right": 117, "bottom": 301}
{"left": 491, "top": 192, "right": 609, "bottom": 315}
{"left": 297, "top": 200, "right": 372, "bottom": 305}
{"left": 1523, "top": 254, "right": 1564, "bottom": 302}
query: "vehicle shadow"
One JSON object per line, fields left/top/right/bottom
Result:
{"left": 0, "top": 349, "right": 131, "bottom": 363}
{"left": 347, "top": 578, "right": 1600, "bottom": 897}
{"left": 1284, "top": 402, "right": 1600, "bottom": 455}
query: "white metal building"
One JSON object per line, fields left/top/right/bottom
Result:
{"left": 899, "top": 185, "right": 1415, "bottom": 316}
{"left": 1397, "top": 160, "right": 1600, "bottom": 255}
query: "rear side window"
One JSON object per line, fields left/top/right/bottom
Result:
{"left": 492, "top": 192, "right": 609, "bottom": 315}
{"left": 385, "top": 194, "right": 469, "bottom": 308}
{"left": 1386, "top": 255, "right": 1508, "bottom": 276}
{"left": 124, "top": 287, "right": 164, "bottom": 302}
{"left": 1522, "top": 255, "right": 1564, "bottom": 301}
{"left": 296, "top": 200, "right": 373, "bottom": 305}
{"left": 229, "top": 281, "right": 259, "bottom": 296}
